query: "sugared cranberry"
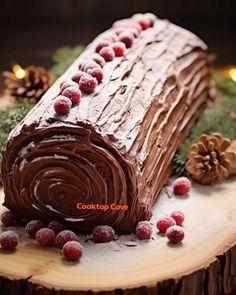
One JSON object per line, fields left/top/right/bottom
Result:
{"left": 119, "top": 31, "right": 134, "bottom": 48}
{"left": 102, "top": 33, "right": 118, "bottom": 43}
{"left": 84, "top": 61, "right": 101, "bottom": 72}
{"left": 113, "top": 20, "right": 142, "bottom": 33}
{"left": 92, "top": 225, "right": 116, "bottom": 243}
{"left": 127, "top": 28, "right": 140, "bottom": 38}
{"left": 145, "top": 13, "right": 157, "bottom": 26}
{"left": 173, "top": 177, "right": 191, "bottom": 196}
{"left": 99, "top": 46, "right": 115, "bottom": 62}
{"left": 25, "top": 220, "right": 44, "bottom": 238}
{"left": 156, "top": 217, "right": 176, "bottom": 233}
{"left": 48, "top": 221, "right": 63, "bottom": 235}
{"left": 112, "top": 42, "right": 126, "bottom": 56}
{"left": 135, "top": 221, "right": 153, "bottom": 240}
{"left": 132, "top": 14, "right": 151, "bottom": 30}
{"left": 72, "top": 71, "right": 84, "bottom": 84}
{"left": 79, "top": 74, "right": 98, "bottom": 94}
{"left": 62, "top": 241, "right": 83, "bottom": 262}
{"left": 87, "top": 67, "right": 103, "bottom": 83}
{"left": 1, "top": 211, "right": 17, "bottom": 226}
{"left": 35, "top": 228, "right": 55, "bottom": 247}
{"left": 60, "top": 81, "right": 78, "bottom": 92}
{"left": 62, "top": 86, "right": 81, "bottom": 105}
{"left": 0, "top": 230, "right": 19, "bottom": 250}
{"left": 54, "top": 95, "right": 72, "bottom": 115}
{"left": 95, "top": 40, "right": 112, "bottom": 53}
{"left": 55, "top": 230, "right": 79, "bottom": 249}
{"left": 166, "top": 225, "right": 185, "bottom": 244}
{"left": 92, "top": 54, "right": 106, "bottom": 67}
{"left": 170, "top": 211, "right": 185, "bottom": 225}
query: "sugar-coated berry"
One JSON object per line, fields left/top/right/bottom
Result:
{"left": 135, "top": 221, "right": 153, "bottom": 240}
{"left": 156, "top": 217, "right": 176, "bottom": 233}
{"left": 84, "top": 61, "right": 101, "bottom": 72}
{"left": 118, "top": 31, "right": 134, "bottom": 48}
{"left": 170, "top": 211, "right": 185, "bottom": 225}
{"left": 127, "top": 28, "right": 140, "bottom": 38}
{"left": 92, "top": 225, "right": 116, "bottom": 243}
{"left": 113, "top": 20, "right": 142, "bottom": 33}
{"left": 25, "top": 220, "right": 44, "bottom": 238}
{"left": 99, "top": 46, "right": 115, "bottom": 62}
{"left": 55, "top": 230, "right": 79, "bottom": 249}
{"left": 0, "top": 230, "right": 19, "bottom": 250}
{"left": 87, "top": 67, "right": 103, "bottom": 83}
{"left": 47, "top": 221, "right": 63, "bottom": 235}
{"left": 79, "top": 74, "right": 98, "bottom": 94}
{"left": 71, "top": 71, "right": 84, "bottom": 84}
{"left": 112, "top": 42, "right": 126, "bottom": 56}
{"left": 62, "top": 241, "right": 83, "bottom": 262}
{"left": 95, "top": 40, "right": 112, "bottom": 53}
{"left": 1, "top": 211, "right": 17, "bottom": 226}
{"left": 132, "top": 14, "right": 151, "bottom": 30}
{"left": 92, "top": 54, "right": 106, "bottom": 67}
{"left": 145, "top": 13, "right": 157, "bottom": 26}
{"left": 102, "top": 33, "right": 118, "bottom": 43}
{"left": 35, "top": 228, "right": 55, "bottom": 247}
{"left": 166, "top": 225, "right": 185, "bottom": 244}
{"left": 62, "top": 86, "right": 81, "bottom": 105}
{"left": 60, "top": 81, "right": 78, "bottom": 92}
{"left": 173, "top": 177, "right": 191, "bottom": 196}
{"left": 54, "top": 95, "right": 72, "bottom": 115}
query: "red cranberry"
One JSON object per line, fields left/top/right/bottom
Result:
{"left": 62, "top": 86, "right": 81, "bottom": 105}
{"left": 145, "top": 13, "right": 157, "bottom": 26}
{"left": 55, "top": 230, "right": 79, "bottom": 249}
{"left": 132, "top": 14, "right": 151, "bottom": 30}
{"left": 156, "top": 217, "right": 176, "bottom": 233}
{"left": 84, "top": 61, "right": 101, "bottom": 72}
{"left": 102, "top": 33, "right": 118, "bottom": 43}
{"left": 135, "top": 221, "right": 153, "bottom": 240}
{"left": 170, "top": 211, "right": 185, "bottom": 225}
{"left": 119, "top": 31, "right": 134, "bottom": 48}
{"left": 71, "top": 71, "right": 84, "bottom": 84}
{"left": 25, "top": 220, "right": 44, "bottom": 238}
{"left": 1, "top": 211, "right": 17, "bottom": 226}
{"left": 87, "top": 67, "right": 103, "bottom": 83}
{"left": 60, "top": 81, "right": 78, "bottom": 92}
{"left": 62, "top": 241, "right": 83, "bottom": 262}
{"left": 79, "top": 74, "right": 98, "bottom": 94}
{"left": 166, "top": 225, "right": 185, "bottom": 244}
{"left": 112, "top": 42, "right": 126, "bottom": 56}
{"left": 54, "top": 95, "right": 72, "bottom": 115}
{"left": 99, "top": 46, "right": 115, "bottom": 61}
{"left": 95, "top": 40, "right": 112, "bottom": 53}
{"left": 113, "top": 20, "right": 142, "bottom": 33}
{"left": 173, "top": 177, "right": 191, "bottom": 196}
{"left": 47, "top": 221, "right": 63, "bottom": 235}
{"left": 0, "top": 230, "right": 19, "bottom": 250}
{"left": 92, "top": 54, "right": 106, "bottom": 67}
{"left": 92, "top": 225, "right": 116, "bottom": 243}
{"left": 35, "top": 228, "right": 55, "bottom": 247}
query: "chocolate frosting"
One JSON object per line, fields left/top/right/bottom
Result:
{"left": 1, "top": 16, "right": 211, "bottom": 232}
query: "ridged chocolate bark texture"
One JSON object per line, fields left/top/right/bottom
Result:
{"left": 1, "top": 19, "right": 210, "bottom": 232}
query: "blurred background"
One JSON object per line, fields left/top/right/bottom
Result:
{"left": 0, "top": 0, "right": 235, "bottom": 71}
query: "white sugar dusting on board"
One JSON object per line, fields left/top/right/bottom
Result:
{"left": 0, "top": 177, "right": 235, "bottom": 272}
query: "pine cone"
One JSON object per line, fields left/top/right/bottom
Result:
{"left": 186, "top": 133, "right": 235, "bottom": 185}
{"left": 2, "top": 66, "right": 53, "bottom": 101}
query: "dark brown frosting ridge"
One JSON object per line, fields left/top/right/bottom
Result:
{"left": 1, "top": 17, "right": 211, "bottom": 232}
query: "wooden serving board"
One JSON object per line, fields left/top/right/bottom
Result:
{"left": 0, "top": 178, "right": 236, "bottom": 295}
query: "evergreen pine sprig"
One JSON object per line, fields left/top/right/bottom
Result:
{"left": 51, "top": 44, "right": 85, "bottom": 79}
{"left": 174, "top": 70, "right": 236, "bottom": 175}
{"left": 0, "top": 99, "right": 34, "bottom": 184}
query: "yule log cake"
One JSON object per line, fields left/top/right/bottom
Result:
{"left": 1, "top": 13, "right": 211, "bottom": 232}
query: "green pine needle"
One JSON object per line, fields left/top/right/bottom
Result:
{"left": 51, "top": 44, "right": 85, "bottom": 79}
